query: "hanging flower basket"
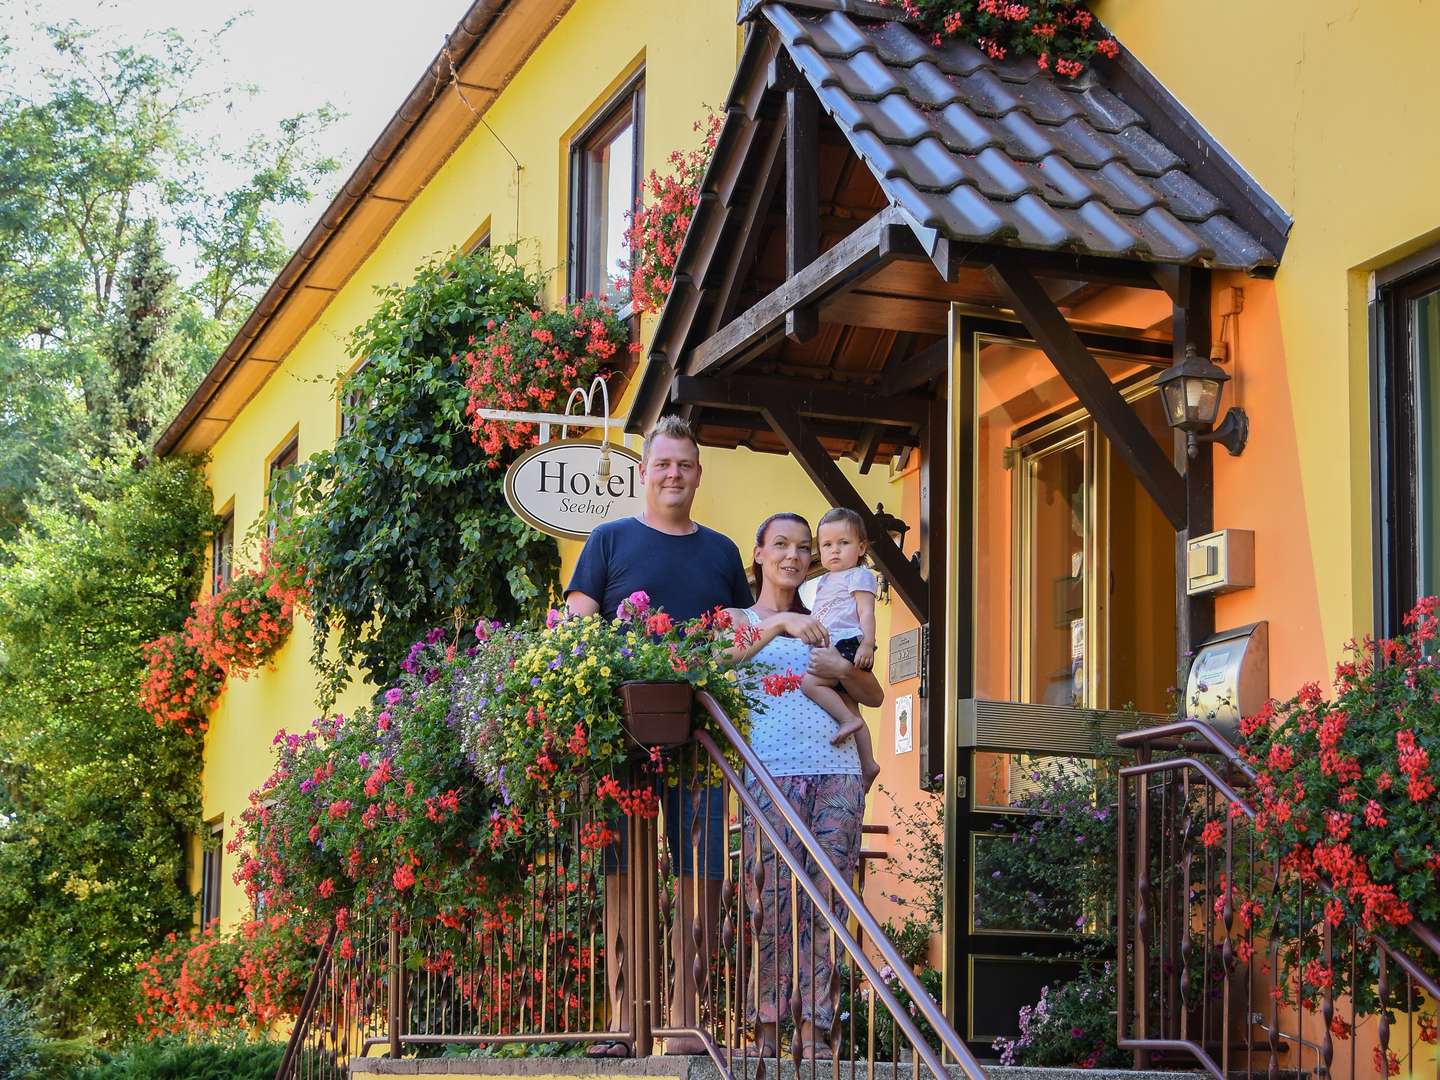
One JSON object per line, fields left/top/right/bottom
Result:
{"left": 619, "top": 680, "right": 695, "bottom": 747}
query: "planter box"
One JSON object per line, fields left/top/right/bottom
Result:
{"left": 620, "top": 680, "right": 695, "bottom": 746}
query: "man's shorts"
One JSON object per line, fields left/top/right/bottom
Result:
{"left": 602, "top": 780, "right": 727, "bottom": 880}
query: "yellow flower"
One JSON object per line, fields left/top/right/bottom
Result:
{"left": 600, "top": 666, "right": 611, "bottom": 678}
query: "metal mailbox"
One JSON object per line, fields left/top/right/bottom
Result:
{"left": 1184, "top": 621, "right": 1269, "bottom": 741}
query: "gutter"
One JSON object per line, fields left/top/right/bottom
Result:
{"left": 154, "top": 0, "right": 512, "bottom": 457}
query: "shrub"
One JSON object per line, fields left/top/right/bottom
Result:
{"left": 274, "top": 245, "right": 558, "bottom": 698}
{"left": 0, "top": 990, "right": 39, "bottom": 1079}
{"left": 71, "top": 1037, "right": 285, "bottom": 1080}
{"left": 992, "top": 963, "right": 1124, "bottom": 1068}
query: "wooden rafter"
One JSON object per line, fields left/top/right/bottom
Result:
{"left": 985, "top": 253, "right": 1188, "bottom": 530}
{"left": 689, "top": 206, "right": 923, "bottom": 378}
{"left": 672, "top": 374, "right": 928, "bottom": 427}
{"left": 761, "top": 399, "right": 930, "bottom": 620}
{"left": 784, "top": 73, "right": 819, "bottom": 344}
{"left": 879, "top": 337, "right": 947, "bottom": 397}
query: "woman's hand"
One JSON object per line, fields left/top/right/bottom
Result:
{"left": 768, "top": 611, "right": 829, "bottom": 647}
{"left": 808, "top": 648, "right": 885, "bottom": 707}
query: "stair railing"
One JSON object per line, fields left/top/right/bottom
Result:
{"left": 1117, "top": 719, "right": 1440, "bottom": 1080}
{"left": 277, "top": 689, "right": 984, "bottom": 1080}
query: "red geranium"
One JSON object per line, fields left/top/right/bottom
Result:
{"left": 463, "top": 300, "right": 631, "bottom": 465}
{"left": 882, "top": 0, "right": 1114, "bottom": 76}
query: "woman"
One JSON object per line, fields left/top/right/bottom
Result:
{"left": 726, "top": 511, "right": 884, "bottom": 1059}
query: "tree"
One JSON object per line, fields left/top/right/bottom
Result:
{"left": 0, "top": 22, "right": 339, "bottom": 546}
{"left": 276, "top": 246, "right": 560, "bottom": 700}
{"left": 0, "top": 457, "right": 214, "bottom": 1038}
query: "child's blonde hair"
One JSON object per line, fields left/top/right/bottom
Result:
{"left": 817, "top": 507, "right": 866, "bottom": 541}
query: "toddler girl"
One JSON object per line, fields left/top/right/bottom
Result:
{"left": 805, "top": 507, "right": 880, "bottom": 789}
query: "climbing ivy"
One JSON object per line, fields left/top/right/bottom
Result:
{"left": 273, "top": 246, "right": 560, "bottom": 700}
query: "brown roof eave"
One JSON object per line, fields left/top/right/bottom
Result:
{"left": 154, "top": 0, "right": 513, "bottom": 458}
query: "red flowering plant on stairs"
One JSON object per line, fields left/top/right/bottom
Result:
{"left": 884, "top": 0, "right": 1117, "bottom": 76}
{"left": 134, "top": 914, "right": 316, "bottom": 1038}
{"left": 617, "top": 110, "right": 723, "bottom": 317}
{"left": 1230, "top": 595, "right": 1440, "bottom": 1018}
{"left": 232, "top": 628, "right": 523, "bottom": 946}
{"left": 462, "top": 593, "right": 760, "bottom": 850}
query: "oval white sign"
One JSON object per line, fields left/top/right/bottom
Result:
{"left": 504, "top": 438, "right": 643, "bottom": 541}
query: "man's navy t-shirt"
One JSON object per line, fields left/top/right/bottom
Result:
{"left": 566, "top": 516, "right": 753, "bottom": 621}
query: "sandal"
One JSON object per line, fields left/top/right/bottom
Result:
{"left": 585, "top": 1039, "right": 632, "bottom": 1058}
{"left": 795, "top": 1040, "right": 832, "bottom": 1061}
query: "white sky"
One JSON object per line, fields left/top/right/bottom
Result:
{"left": 5, "top": 0, "right": 475, "bottom": 247}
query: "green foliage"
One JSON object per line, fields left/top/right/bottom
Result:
{"left": 991, "top": 963, "right": 1124, "bottom": 1068}
{"left": 0, "top": 22, "right": 338, "bottom": 545}
{"left": 275, "top": 246, "right": 558, "bottom": 697}
{"left": 0, "top": 458, "right": 214, "bottom": 1038}
{"left": 970, "top": 757, "right": 1117, "bottom": 945}
{"left": 0, "top": 990, "right": 40, "bottom": 1079}
{"left": 68, "top": 1037, "right": 285, "bottom": 1080}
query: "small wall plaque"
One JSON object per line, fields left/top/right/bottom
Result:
{"left": 888, "top": 628, "right": 921, "bottom": 683}
{"left": 894, "top": 694, "right": 914, "bottom": 755}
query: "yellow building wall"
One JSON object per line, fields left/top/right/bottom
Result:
{"left": 197, "top": 0, "right": 899, "bottom": 928}
{"left": 1094, "top": 0, "right": 1440, "bottom": 682}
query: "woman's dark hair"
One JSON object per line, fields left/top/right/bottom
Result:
{"left": 752, "top": 512, "right": 811, "bottom": 614}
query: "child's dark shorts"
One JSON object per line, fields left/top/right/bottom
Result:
{"left": 833, "top": 635, "right": 863, "bottom": 663}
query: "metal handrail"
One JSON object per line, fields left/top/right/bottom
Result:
{"left": 274, "top": 923, "right": 337, "bottom": 1080}
{"left": 695, "top": 690, "right": 987, "bottom": 1079}
{"left": 1117, "top": 721, "right": 1440, "bottom": 1078}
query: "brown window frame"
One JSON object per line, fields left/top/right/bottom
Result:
{"left": 567, "top": 72, "right": 644, "bottom": 302}
{"left": 212, "top": 509, "right": 234, "bottom": 591}
{"left": 339, "top": 361, "right": 370, "bottom": 438}
{"left": 1372, "top": 251, "right": 1440, "bottom": 634}
{"left": 199, "top": 820, "right": 223, "bottom": 927}
{"left": 266, "top": 433, "right": 300, "bottom": 540}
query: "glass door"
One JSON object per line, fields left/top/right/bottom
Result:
{"left": 945, "top": 313, "right": 1175, "bottom": 1044}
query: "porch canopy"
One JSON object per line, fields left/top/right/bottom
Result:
{"left": 627, "top": 0, "right": 1288, "bottom": 703}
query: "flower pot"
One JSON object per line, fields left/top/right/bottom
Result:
{"left": 619, "top": 680, "right": 694, "bottom": 746}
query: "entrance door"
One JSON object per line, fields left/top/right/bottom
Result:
{"left": 945, "top": 315, "right": 1176, "bottom": 1046}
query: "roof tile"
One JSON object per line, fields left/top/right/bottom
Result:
{"left": 760, "top": 4, "right": 1278, "bottom": 272}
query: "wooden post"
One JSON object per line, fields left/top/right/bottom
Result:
{"left": 784, "top": 79, "right": 818, "bottom": 343}
{"left": 388, "top": 925, "right": 402, "bottom": 1059}
{"left": 1171, "top": 268, "right": 1215, "bottom": 689}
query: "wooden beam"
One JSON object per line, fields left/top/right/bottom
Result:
{"left": 918, "top": 390, "right": 948, "bottom": 791}
{"left": 985, "top": 254, "right": 1188, "bottom": 530}
{"left": 761, "top": 400, "right": 930, "bottom": 620}
{"left": 855, "top": 424, "right": 883, "bottom": 474}
{"left": 879, "top": 338, "right": 948, "bottom": 397}
{"left": 705, "top": 117, "right": 786, "bottom": 336}
{"left": 785, "top": 82, "right": 819, "bottom": 344}
{"left": 672, "top": 374, "right": 928, "bottom": 427}
{"left": 968, "top": 245, "right": 1165, "bottom": 290}
{"left": 1172, "top": 267, "right": 1215, "bottom": 683}
{"left": 689, "top": 206, "right": 918, "bottom": 378}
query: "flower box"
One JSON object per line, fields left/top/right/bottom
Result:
{"left": 619, "top": 680, "right": 695, "bottom": 746}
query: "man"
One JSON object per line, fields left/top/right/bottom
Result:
{"left": 566, "top": 414, "right": 753, "bottom": 1056}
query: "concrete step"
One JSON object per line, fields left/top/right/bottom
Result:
{"left": 348, "top": 1053, "right": 1206, "bottom": 1080}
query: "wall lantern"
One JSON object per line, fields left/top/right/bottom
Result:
{"left": 870, "top": 503, "right": 911, "bottom": 606}
{"left": 1155, "top": 344, "right": 1249, "bottom": 458}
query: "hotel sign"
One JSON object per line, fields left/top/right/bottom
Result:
{"left": 503, "top": 438, "right": 643, "bottom": 541}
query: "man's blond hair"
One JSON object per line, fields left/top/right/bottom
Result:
{"left": 642, "top": 414, "right": 700, "bottom": 463}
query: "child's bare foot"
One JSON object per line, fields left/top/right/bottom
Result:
{"left": 831, "top": 714, "right": 865, "bottom": 746}
{"left": 861, "top": 759, "right": 880, "bottom": 792}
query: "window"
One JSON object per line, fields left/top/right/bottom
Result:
{"left": 339, "top": 361, "right": 370, "bottom": 437}
{"left": 568, "top": 74, "right": 643, "bottom": 301}
{"left": 212, "top": 510, "right": 233, "bottom": 591}
{"left": 266, "top": 433, "right": 299, "bottom": 539}
{"left": 199, "top": 821, "right": 223, "bottom": 927}
{"left": 1374, "top": 256, "right": 1440, "bottom": 633}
